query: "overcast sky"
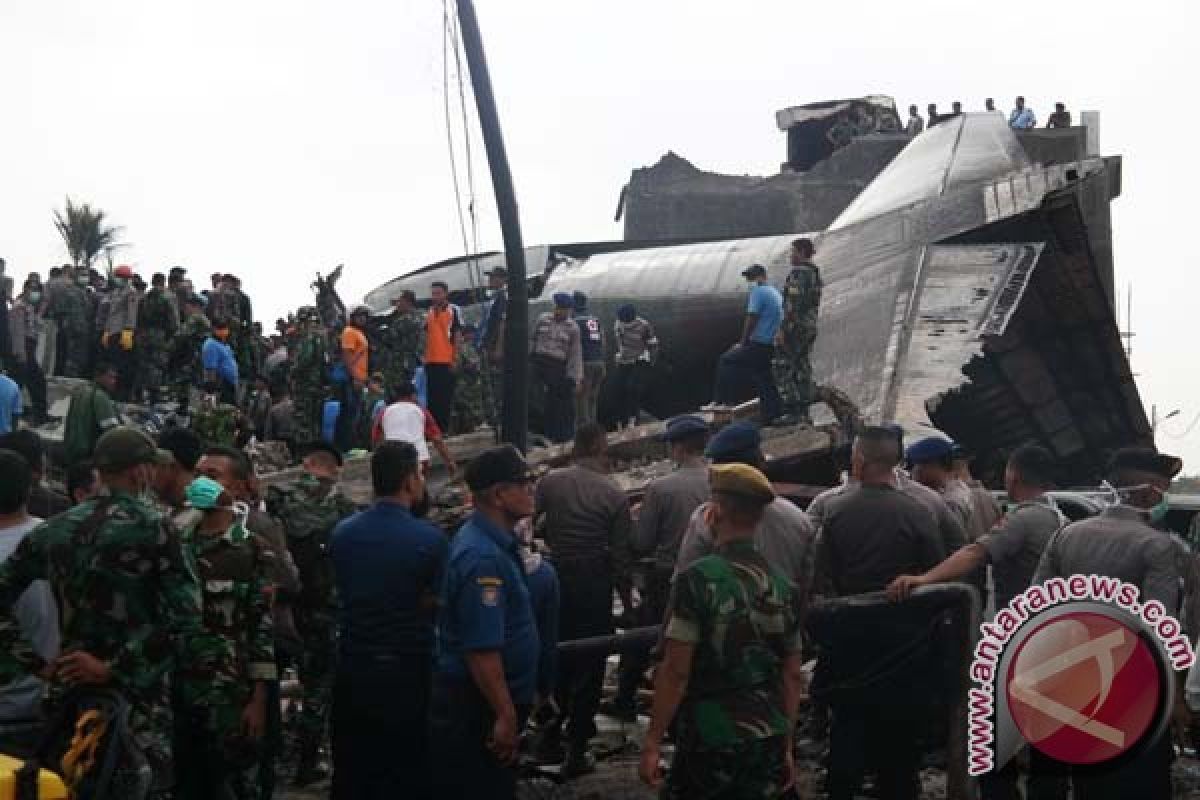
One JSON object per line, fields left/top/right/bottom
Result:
{"left": 2, "top": 0, "right": 1196, "bottom": 469}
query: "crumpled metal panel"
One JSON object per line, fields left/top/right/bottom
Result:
{"left": 886, "top": 243, "right": 1043, "bottom": 425}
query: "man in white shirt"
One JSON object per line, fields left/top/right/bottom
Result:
{"left": 376, "top": 381, "right": 456, "bottom": 473}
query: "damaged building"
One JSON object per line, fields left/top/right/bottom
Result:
{"left": 366, "top": 101, "right": 1141, "bottom": 485}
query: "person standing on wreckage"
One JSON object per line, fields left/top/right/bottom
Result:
{"left": 772, "top": 237, "right": 822, "bottom": 427}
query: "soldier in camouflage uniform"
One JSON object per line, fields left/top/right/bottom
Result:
{"left": 136, "top": 273, "right": 179, "bottom": 403}
{"left": 290, "top": 307, "right": 328, "bottom": 447}
{"left": 0, "top": 427, "right": 222, "bottom": 797}
{"left": 381, "top": 290, "right": 425, "bottom": 396}
{"left": 773, "top": 237, "right": 823, "bottom": 425}
{"left": 172, "top": 451, "right": 276, "bottom": 800}
{"left": 44, "top": 266, "right": 93, "bottom": 378}
{"left": 640, "top": 464, "right": 804, "bottom": 800}
{"left": 172, "top": 294, "right": 213, "bottom": 413}
{"left": 452, "top": 327, "right": 485, "bottom": 434}
{"left": 265, "top": 442, "right": 357, "bottom": 785}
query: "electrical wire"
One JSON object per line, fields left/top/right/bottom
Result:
{"left": 446, "top": 1, "right": 485, "bottom": 293}
{"left": 442, "top": 0, "right": 471, "bottom": 257}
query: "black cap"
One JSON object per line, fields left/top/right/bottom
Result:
{"left": 299, "top": 440, "right": 344, "bottom": 467}
{"left": 741, "top": 264, "right": 767, "bottom": 279}
{"left": 486, "top": 267, "right": 508, "bottom": 279}
{"left": 465, "top": 445, "right": 532, "bottom": 492}
{"left": 1108, "top": 448, "right": 1183, "bottom": 480}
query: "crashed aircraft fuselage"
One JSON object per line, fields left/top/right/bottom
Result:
{"left": 368, "top": 114, "right": 1145, "bottom": 484}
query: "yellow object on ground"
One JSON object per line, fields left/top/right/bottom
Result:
{"left": 0, "top": 753, "right": 68, "bottom": 799}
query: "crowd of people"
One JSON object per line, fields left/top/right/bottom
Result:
{"left": 0, "top": 240, "right": 1193, "bottom": 800}
{"left": 902, "top": 95, "right": 1076, "bottom": 135}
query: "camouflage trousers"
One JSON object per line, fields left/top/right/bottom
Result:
{"left": 137, "top": 330, "right": 170, "bottom": 399}
{"left": 663, "top": 735, "right": 789, "bottom": 800}
{"left": 292, "top": 390, "right": 324, "bottom": 445}
{"left": 453, "top": 371, "right": 485, "bottom": 434}
{"left": 173, "top": 698, "right": 261, "bottom": 800}
{"left": 482, "top": 359, "right": 504, "bottom": 427}
{"left": 773, "top": 327, "right": 817, "bottom": 417}
{"left": 57, "top": 320, "right": 92, "bottom": 379}
{"left": 293, "top": 610, "right": 335, "bottom": 765}
{"left": 382, "top": 359, "right": 419, "bottom": 398}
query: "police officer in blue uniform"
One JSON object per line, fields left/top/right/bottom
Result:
{"left": 572, "top": 291, "right": 606, "bottom": 427}
{"left": 430, "top": 445, "right": 541, "bottom": 799}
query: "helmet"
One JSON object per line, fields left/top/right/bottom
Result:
{"left": 114, "top": 265, "right": 135, "bottom": 279}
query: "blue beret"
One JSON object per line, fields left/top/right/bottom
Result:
{"left": 552, "top": 292, "right": 574, "bottom": 309}
{"left": 905, "top": 436, "right": 955, "bottom": 464}
{"left": 617, "top": 304, "right": 637, "bottom": 322}
{"left": 572, "top": 291, "right": 588, "bottom": 310}
{"left": 661, "top": 414, "right": 709, "bottom": 442}
{"left": 705, "top": 421, "right": 762, "bottom": 461}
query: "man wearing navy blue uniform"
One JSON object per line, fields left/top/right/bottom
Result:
{"left": 329, "top": 441, "right": 446, "bottom": 799}
{"left": 709, "top": 264, "right": 784, "bottom": 424}
{"left": 431, "top": 445, "right": 540, "bottom": 799}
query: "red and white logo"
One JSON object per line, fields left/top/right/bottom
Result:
{"left": 1005, "top": 611, "right": 1161, "bottom": 765}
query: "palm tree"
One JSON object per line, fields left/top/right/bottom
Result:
{"left": 53, "top": 198, "right": 126, "bottom": 268}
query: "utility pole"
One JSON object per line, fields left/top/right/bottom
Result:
{"left": 454, "top": 0, "right": 528, "bottom": 452}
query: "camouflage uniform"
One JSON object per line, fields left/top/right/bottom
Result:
{"left": 173, "top": 513, "right": 276, "bottom": 800}
{"left": 291, "top": 322, "right": 328, "bottom": 445}
{"left": 0, "top": 491, "right": 215, "bottom": 797}
{"left": 662, "top": 539, "right": 802, "bottom": 799}
{"left": 172, "top": 310, "right": 213, "bottom": 411}
{"left": 44, "top": 274, "right": 92, "bottom": 378}
{"left": 382, "top": 309, "right": 425, "bottom": 395}
{"left": 451, "top": 337, "right": 485, "bottom": 434}
{"left": 773, "top": 260, "right": 822, "bottom": 420}
{"left": 193, "top": 402, "right": 240, "bottom": 447}
{"left": 137, "top": 287, "right": 178, "bottom": 401}
{"left": 266, "top": 475, "right": 357, "bottom": 774}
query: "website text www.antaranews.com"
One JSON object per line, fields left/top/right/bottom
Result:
{"left": 966, "top": 574, "right": 1196, "bottom": 776}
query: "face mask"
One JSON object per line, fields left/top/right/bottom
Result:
{"left": 27, "top": 291, "right": 41, "bottom": 304}
{"left": 186, "top": 476, "right": 227, "bottom": 510}
{"left": 1149, "top": 493, "right": 1170, "bottom": 523}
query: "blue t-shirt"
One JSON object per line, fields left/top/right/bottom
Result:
{"left": 746, "top": 283, "right": 783, "bottom": 344}
{"left": 0, "top": 375, "right": 21, "bottom": 435}
{"left": 202, "top": 337, "right": 239, "bottom": 387}
{"left": 331, "top": 501, "right": 447, "bottom": 663}
{"left": 436, "top": 512, "right": 540, "bottom": 705}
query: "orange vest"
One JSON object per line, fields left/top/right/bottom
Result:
{"left": 425, "top": 306, "right": 458, "bottom": 365}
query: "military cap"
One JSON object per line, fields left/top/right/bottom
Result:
{"left": 485, "top": 267, "right": 508, "bottom": 279}
{"left": 94, "top": 427, "right": 174, "bottom": 471}
{"left": 169, "top": 265, "right": 187, "bottom": 275}
{"left": 661, "top": 414, "right": 709, "bottom": 442}
{"left": 113, "top": 265, "right": 135, "bottom": 279}
{"left": 905, "top": 436, "right": 955, "bottom": 464}
{"left": 710, "top": 463, "right": 775, "bottom": 502}
{"left": 552, "top": 292, "right": 574, "bottom": 309}
{"left": 705, "top": 421, "right": 762, "bottom": 462}
{"left": 740, "top": 264, "right": 767, "bottom": 279}
{"left": 465, "top": 445, "right": 533, "bottom": 492}
{"left": 299, "top": 440, "right": 344, "bottom": 467}
{"left": 350, "top": 304, "right": 371, "bottom": 317}
{"left": 1109, "top": 447, "right": 1183, "bottom": 480}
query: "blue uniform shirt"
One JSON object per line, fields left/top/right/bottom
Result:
{"left": 436, "top": 511, "right": 540, "bottom": 705}
{"left": 0, "top": 375, "right": 21, "bottom": 435}
{"left": 202, "top": 337, "right": 239, "bottom": 387}
{"left": 331, "top": 501, "right": 448, "bottom": 664}
{"left": 746, "top": 283, "right": 783, "bottom": 345}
